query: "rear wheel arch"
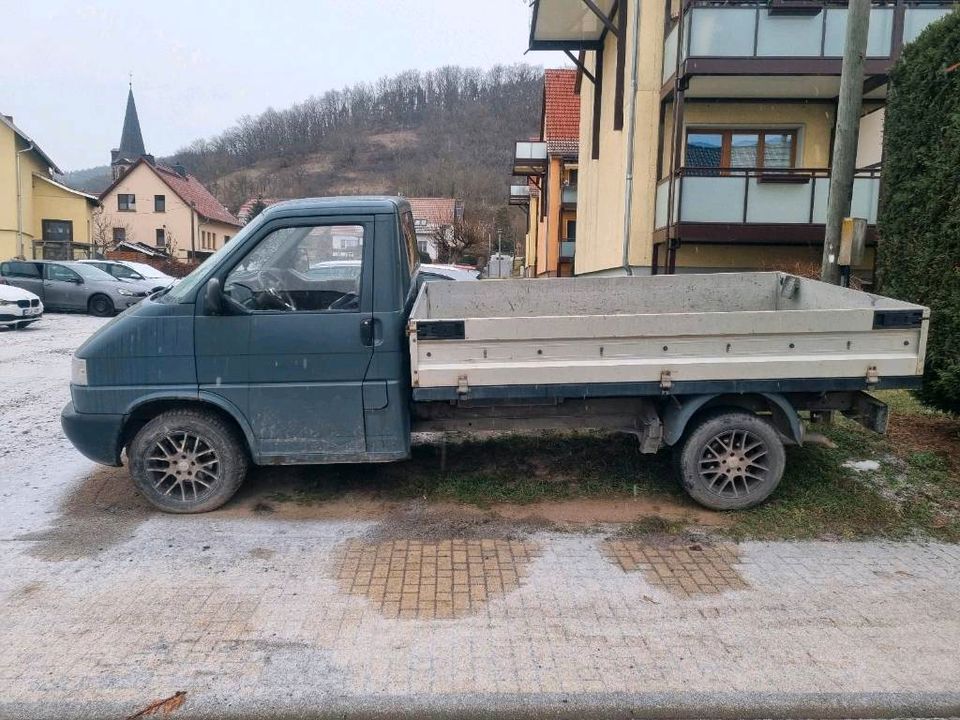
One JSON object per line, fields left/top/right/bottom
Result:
{"left": 662, "top": 392, "right": 803, "bottom": 447}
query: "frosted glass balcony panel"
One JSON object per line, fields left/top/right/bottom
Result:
{"left": 687, "top": 8, "right": 756, "bottom": 57}
{"left": 679, "top": 177, "right": 746, "bottom": 223}
{"left": 757, "top": 13, "right": 823, "bottom": 57}
{"left": 904, "top": 8, "right": 952, "bottom": 45}
{"left": 745, "top": 179, "right": 813, "bottom": 224}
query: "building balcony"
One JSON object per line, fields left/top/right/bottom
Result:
{"left": 559, "top": 239, "right": 576, "bottom": 260}
{"left": 509, "top": 184, "right": 532, "bottom": 206}
{"left": 512, "top": 141, "right": 548, "bottom": 176}
{"left": 662, "top": 2, "right": 953, "bottom": 99}
{"left": 561, "top": 185, "right": 577, "bottom": 208}
{"left": 653, "top": 167, "right": 881, "bottom": 245}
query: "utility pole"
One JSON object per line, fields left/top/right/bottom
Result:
{"left": 821, "top": 0, "right": 870, "bottom": 284}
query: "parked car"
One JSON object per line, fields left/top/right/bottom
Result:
{"left": 419, "top": 263, "right": 480, "bottom": 282}
{"left": 0, "top": 260, "right": 150, "bottom": 316}
{"left": 0, "top": 281, "right": 43, "bottom": 329}
{"left": 79, "top": 259, "right": 176, "bottom": 294}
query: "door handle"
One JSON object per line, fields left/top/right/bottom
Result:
{"left": 360, "top": 318, "right": 377, "bottom": 346}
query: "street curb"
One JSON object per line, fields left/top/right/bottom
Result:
{"left": 5, "top": 691, "right": 960, "bottom": 720}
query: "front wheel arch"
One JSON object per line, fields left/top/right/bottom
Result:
{"left": 121, "top": 398, "right": 255, "bottom": 464}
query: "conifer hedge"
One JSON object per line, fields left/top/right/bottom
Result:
{"left": 878, "top": 10, "right": 960, "bottom": 412}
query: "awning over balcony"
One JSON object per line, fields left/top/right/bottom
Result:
{"left": 512, "top": 141, "right": 548, "bottom": 176}
{"left": 528, "top": 0, "right": 615, "bottom": 51}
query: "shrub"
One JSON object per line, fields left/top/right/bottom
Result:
{"left": 877, "top": 10, "right": 960, "bottom": 413}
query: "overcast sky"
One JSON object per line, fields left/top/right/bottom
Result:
{"left": 1, "top": 1, "right": 567, "bottom": 172}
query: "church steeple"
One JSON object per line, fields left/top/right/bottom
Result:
{"left": 111, "top": 80, "right": 151, "bottom": 179}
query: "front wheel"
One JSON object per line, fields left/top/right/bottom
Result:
{"left": 676, "top": 410, "right": 786, "bottom": 511}
{"left": 88, "top": 294, "right": 115, "bottom": 317}
{"left": 128, "top": 409, "right": 249, "bottom": 513}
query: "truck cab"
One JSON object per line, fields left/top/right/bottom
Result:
{"left": 63, "top": 197, "right": 421, "bottom": 512}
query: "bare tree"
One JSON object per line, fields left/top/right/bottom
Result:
{"left": 91, "top": 208, "right": 133, "bottom": 257}
{"left": 433, "top": 218, "right": 489, "bottom": 265}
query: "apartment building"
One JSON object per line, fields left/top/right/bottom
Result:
{"left": 527, "top": 0, "right": 953, "bottom": 278}
{"left": 510, "top": 68, "right": 580, "bottom": 277}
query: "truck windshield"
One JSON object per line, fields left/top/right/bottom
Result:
{"left": 160, "top": 218, "right": 259, "bottom": 303}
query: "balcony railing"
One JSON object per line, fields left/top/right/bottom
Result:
{"left": 654, "top": 167, "right": 881, "bottom": 230}
{"left": 559, "top": 240, "right": 576, "bottom": 260}
{"left": 561, "top": 185, "right": 577, "bottom": 207}
{"left": 662, "top": 3, "right": 953, "bottom": 84}
{"left": 509, "top": 184, "right": 531, "bottom": 206}
{"left": 512, "top": 141, "right": 547, "bottom": 176}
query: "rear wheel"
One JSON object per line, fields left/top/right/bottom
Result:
{"left": 88, "top": 294, "right": 115, "bottom": 317}
{"left": 676, "top": 410, "right": 785, "bottom": 511}
{"left": 128, "top": 409, "right": 248, "bottom": 513}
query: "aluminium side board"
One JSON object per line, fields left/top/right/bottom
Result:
{"left": 408, "top": 272, "right": 928, "bottom": 402}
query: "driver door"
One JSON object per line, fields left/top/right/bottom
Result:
{"left": 196, "top": 218, "right": 374, "bottom": 460}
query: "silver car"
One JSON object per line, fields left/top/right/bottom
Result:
{"left": 79, "top": 260, "right": 173, "bottom": 295}
{"left": 0, "top": 260, "right": 150, "bottom": 317}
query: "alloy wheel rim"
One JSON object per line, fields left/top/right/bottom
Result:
{"left": 697, "top": 428, "right": 770, "bottom": 499}
{"left": 146, "top": 431, "right": 221, "bottom": 503}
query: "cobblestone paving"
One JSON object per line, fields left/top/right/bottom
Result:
{"left": 335, "top": 538, "right": 539, "bottom": 619}
{"left": 602, "top": 540, "right": 748, "bottom": 596}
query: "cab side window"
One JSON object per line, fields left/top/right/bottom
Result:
{"left": 223, "top": 224, "right": 366, "bottom": 313}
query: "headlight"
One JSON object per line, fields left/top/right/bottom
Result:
{"left": 0, "top": 299, "right": 12, "bottom": 306}
{"left": 71, "top": 357, "right": 88, "bottom": 386}
{"left": 116, "top": 287, "right": 135, "bottom": 296}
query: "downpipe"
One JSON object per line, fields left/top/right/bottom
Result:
{"left": 16, "top": 142, "right": 34, "bottom": 259}
{"left": 620, "top": 0, "right": 640, "bottom": 276}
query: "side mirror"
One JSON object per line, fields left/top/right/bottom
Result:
{"left": 71, "top": 277, "right": 84, "bottom": 285}
{"left": 203, "top": 277, "right": 224, "bottom": 315}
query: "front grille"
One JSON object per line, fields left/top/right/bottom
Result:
{"left": 30, "top": 299, "right": 39, "bottom": 307}
{"left": 16, "top": 300, "right": 29, "bottom": 308}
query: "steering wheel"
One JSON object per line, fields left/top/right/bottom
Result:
{"left": 328, "top": 291, "right": 359, "bottom": 311}
{"left": 258, "top": 268, "right": 297, "bottom": 311}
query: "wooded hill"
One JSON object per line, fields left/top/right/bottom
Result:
{"left": 65, "top": 64, "right": 545, "bottom": 251}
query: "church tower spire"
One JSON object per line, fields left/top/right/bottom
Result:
{"left": 111, "top": 81, "right": 151, "bottom": 179}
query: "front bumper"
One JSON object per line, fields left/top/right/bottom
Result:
{"left": 61, "top": 401, "right": 125, "bottom": 466}
{"left": 0, "top": 306, "right": 43, "bottom": 323}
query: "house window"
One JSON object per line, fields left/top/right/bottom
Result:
{"left": 565, "top": 220, "right": 577, "bottom": 241}
{"left": 113, "top": 227, "right": 126, "bottom": 244}
{"left": 685, "top": 129, "right": 798, "bottom": 172}
{"left": 154, "top": 195, "right": 165, "bottom": 212}
{"left": 224, "top": 235, "right": 231, "bottom": 244}
{"left": 156, "top": 229, "right": 166, "bottom": 247}
{"left": 567, "top": 169, "right": 578, "bottom": 186}
{"left": 117, "top": 194, "right": 136, "bottom": 211}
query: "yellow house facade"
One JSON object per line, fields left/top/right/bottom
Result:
{"left": 527, "top": 0, "right": 954, "bottom": 281}
{"left": 1, "top": 114, "right": 98, "bottom": 260}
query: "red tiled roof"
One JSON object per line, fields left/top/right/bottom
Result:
{"left": 543, "top": 69, "right": 580, "bottom": 143}
{"left": 406, "top": 197, "right": 461, "bottom": 228}
{"left": 237, "top": 197, "right": 285, "bottom": 223}
{"left": 153, "top": 164, "right": 240, "bottom": 227}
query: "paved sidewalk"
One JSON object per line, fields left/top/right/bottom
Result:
{"left": 2, "top": 316, "right": 960, "bottom": 719}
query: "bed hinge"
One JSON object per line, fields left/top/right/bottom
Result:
{"left": 659, "top": 370, "right": 673, "bottom": 393}
{"left": 865, "top": 365, "right": 879, "bottom": 385}
{"left": 457, "top": 375, "right": 470, "bottom": 395}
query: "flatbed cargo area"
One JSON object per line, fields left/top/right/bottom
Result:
{"left": 409, "top": 272, "right": 928, "bottom": 401}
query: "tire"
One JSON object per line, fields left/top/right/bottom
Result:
{"left": 676, "top": 409, "right": 786, "bottom": 511}
{"left": 128, "top": 409, "right": 249, "bottom": 513}
{"left": 88, "top": 294, "right": 115, "bottom": 317}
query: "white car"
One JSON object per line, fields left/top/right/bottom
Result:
{"left": 79, "top": 259, "right": 177, "bottom": 293}
{"left": 0, "top": 282, "right": 43, "bottom": 329}
{"left": 419, "top": 263, "right": 480, "bottom": 281}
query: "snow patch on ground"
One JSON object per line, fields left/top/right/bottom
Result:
{"left": 842, "top": 459, "right": 881, "bottom": 472}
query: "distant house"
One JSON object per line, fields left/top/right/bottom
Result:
{"left": 237, "top": 197, "right": 284, "bottom": 225}
{"left": 98, "top": 85, "right": 240, "bottom": 261}
{"left": 0, "top": 114, "right": 100, "bottom": 260}
{"left": 406, "top": 197, "right": 464, "bottom": 261}
{"left": 510, "top": 68, "right": 579, "bottom": 277}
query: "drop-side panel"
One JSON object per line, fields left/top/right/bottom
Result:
{"left": 407, "top": 273, "right": 929, "bottom": 396}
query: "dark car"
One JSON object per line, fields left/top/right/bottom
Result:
{"left": 0, "top": 260, "right": 150, "bottom": 316}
